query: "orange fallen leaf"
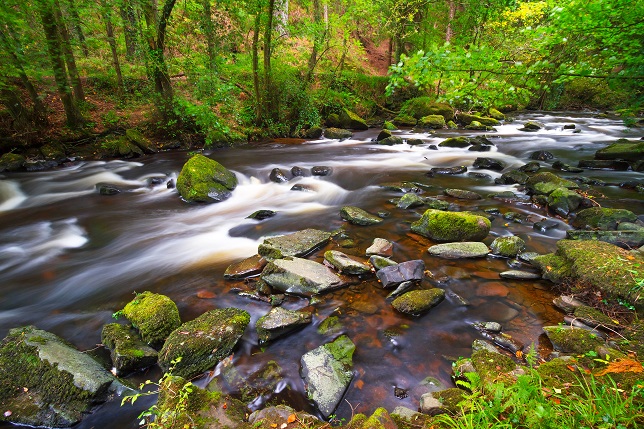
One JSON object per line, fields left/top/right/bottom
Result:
{"left": 222, "top": 403, "right": 227, "bottom": 410}
{"left": 595, "top": 359, "right": 643, "bottom": 377}
{"left": 287, "top": 414, "right": 296, "bottom": 424}
{"left": 551, "top": 397, "right": 561, "bottom": 404}
{"left": 197, "top": 290, "right": 216, "bottom": 299}
{"left": 566, "top": 365, "right": 576, "bottom": 372}
{"left": 355, "top": 379, "right": 364, "bottom": 390}
{"left": 271, "top": 424, "right": 277, "bottom": 428}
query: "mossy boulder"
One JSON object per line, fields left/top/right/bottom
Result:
{"left": 339, "top": 109, "right": 369, "bottom": 130}
{"left": 465, "top": 121, "right": 493, "bottom": 131}
{"left": 543, "top": 326, "right": 604, "bottom": 354}
{"left": 428, "top": 242, "right": 490, "bottom": 259}
{"left": 159, "top": 308, "right": 249, "bottom": 379}
{"left": 176, "top": 154, "right": 237, "bottom": 203}
{"left": 0, "top": 326, "right": 118, "bottom": 428}
{"left": 457, "top": 113, "right": 499, "bottom": 126}
{"left": 40, "top": 143, "right": 66, "bottom": 161}
{"left": 439, "top": 136, "right": 471, "bottom": 148}
{"left": 301, "top": 335, "right": 355, "bottom": 418}
{"left": 101, "top": 324, "right": 158, "bottom": 375}
{"left": 255, "top": 307, "right": 312, "bottom": 343}
{"left": 0, "top": 152, "right": 26, "bottom": 172}
{"left": 520, "top": 121, "right": 544, "bottom": 131}
{"left": 378, "top": 135, "right": 404, "bottom": 146}
{"left": 399, "top": 97, "right": 454, "bottom": 122}
{"left": 376, "top": 129, "right": 392, "bottom": 141}
{"left": 417, "top": 115, "right": 446, "bottom": 129}
{"left": 547, "top": 187, "right": 583, "bottom": 216}
{"left": 572, "top": 207, "right": 638, "bottom": 230}
{"left": 392, "top": 114, "right": 417, "bottom": 127}
{"left": 397, "top": 192, "right": 425, "bottom": 209}
{"left": 533, "top": 240, "right": 644, "bottom": 306}
{"left": 565, "top": 229, "right": 644, "bottom": 249}
{"left": 525, "top": 172, "right": 579, "bottom": 195}
{"left": 470, "top": 349, "right": 518, "bottom": 386}
{"left": 488, "top": 108, "right": 505, "bottom": 120}
{"left": 125, "top": 129, "right": 157, "bottom": 153}
{"left": 358, "top": 407, "right": 398, "bottom": 428}
{"left": 391, "top": 288, "right": 445, "bottom": 315}
{"left": 431, "top": 388, "right": 466, "bottom": 415}
{"left": 340, "top": 206, "right": 383, "bottom": 225}
{"left": 595, "top": 140, "right": 644, "bottom": 161}
{"left": 411, "top": 209, "right": 491, "bottom": 242}
{"left": 324, "top": 127, "right": 353, "bottom": 139}
{"left": 121, "top": 291, "right": 181, "bottom": 346}
{"left": 443, "top": 188, "right": 482, "bottom": 200}
{"left": 383, "top": 121, "right": 397, "bottom": 130}
{"left": 324, "top": 250, "right": 371, "bottom": 275}
{"left": 258, "top": 228, "right": 331, "bottom": 261}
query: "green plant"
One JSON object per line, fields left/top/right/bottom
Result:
{"left": 112, "top": 310, "right": 124, "bottom": 320}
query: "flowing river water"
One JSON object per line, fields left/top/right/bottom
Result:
{"left": 0, "top": 112, "right": 642, "bottom": 427}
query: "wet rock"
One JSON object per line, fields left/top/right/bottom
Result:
{"left": 339, "top": 109, "right": 369, "bottom": 130}
{"left": 552, "top": 295, "right": 584, "bottom": 313}
{"left": 256, "top": 307, "right": 312, "bottom": 343}
{"left": 391, "top": 406, "right": 426, "bottom": 422}
{"left": 248, "top": 405, "right": 320, "bottom": 427}
{"left": 474, "top": 321, "right": 502, "bottom": 332}
{"left": 428, "top": 242, "right": 490, "bottom": 259}
{"left": 291, "top": 166, "right": 306, "bottom": 176}
{"left": 369, "top": 255, "right": 398, "bottom": 270}
{"left": 472, "top": 339, "right": 499, "bottom": 353}
{"left": 484, "top": 332, "right": 523, "bottom": 354}
{"left": 428, "top": 166, "right": 468, "bottom": 175}
{"left": 397, "top": 192, "right": 426, "bottom": 209}
{"left": 571, "top": 207, "right": 637, "bottom": 230}
{"left": 552, "top": 160, "right": 584, "bottom": 173}
{"left": 125, "top": 129, "right": 157, "bottom": 154}
{"left": 476, "top": 282, "right": 509, "bottom": 297}
{"left": 499, "top": 270, "right": 541, "bottom": 279}
{"left": 458, "top": 113, "right": 499, "bottom": 126}
{"left": 542, "top": 326, "right": 604, "bottom": 354}
{"left": 379, "top": 181, "right": 425, "bottom": 193}
{"left": 24, "top": 160, "right": 59, "bottom": 171}
{"left": 445, "top": 290, "right": 470, "bottom": 306}
{"left": 465, "top": 120, "right": 493, "bottom": 131}
{"left": 473, "top": 157, "right": 505, "bottom": 171}
{"left": 269, "top": 167, "right": 289, "bottom": 183}
{"left": 468, "top": 172, "right": 492, "bottom": 179}
{"left": 324, "top": 250, "right": 371, "bottom": 275}
{"left": 260, "top": 257, "right": 344, "bottom": 296}
{"left": 490, "top": 236, "right": 526, "bottom": 257}
{"left": 304, "top": 127, "right": 323, "bottom": 139}
{"left": 533, "top": 219, "right": 559, "bottom": 232}
{"left": 258, "top": 228, "right": 331, "bottom": 260}
{"left": 340, "top": 206, "right": 383, "bottom": 225}
{"left": 366, "top": 238, "right": 394, "bottom": 257}
{"left": 518, "top": 252, "right": 541, "bottom": 264}
{"left": 526, "top": 172, "right": 579, "bottom": 195}
{"left": 490, "top": 191, "right": 529, "bottom": 203}
{"left": 0, "top": 326, "right": 120, "bottom": 428}
{"left": 520, "top": 121, "right": 544, "bottom": 131}
{"left": 391, "top": 288, "right": 445, "bottom": 316}
{"left": 224, "top": 254, "right": 267, "bottom": 279}
{"left": 399, "top": 98, "right": 454, "bottom": 122}
{"left": 378, "top": 135, "right": 404, "bottom": 146}
{"left": 428, "top": 144, "right": 439, "bottom": 150}
{"left": 385, "top": 281, "right": 415, "bottom": 301}
{"left": 563, "top": 124, "right": 576, "bottom": 130}
{"left": 376, "top": 260, "right": 425, "bottom": 288}
{"left": 595, "top": 140, "right": 644, "bottom": 161}
{"left": 530, "top": 150, "right": 554, "bottom": 161}
{"left": 438, "top": 137, "right": 471, "bottom": 148}
{"left": 565, "top": 230, "right": 644, "bottom": 248}
{"left": 247, "top": 209, "right": 277, "bottom": 220}
{"left": 311, "top": 166, "right": 332, "bottom": 176}
{"left": 120, "top": 291, "right": 181, "bottom": 346}
{"left": 547, "top": 187, "right": 583, "bottom": 216}
{"left": 468, "top": 143, "right": 492, "bottom": 152}
{"left": 417, "top": 115, "right": 446, "bottom": 129}
{"left": 573, "top": 305, "right": 619, "bottom": 330}
{"left": 443, "top": 188, "right": 482, "bottom": 200}
{"left": 518, "top": 161, "right": 541, "bottom": 173}
{"left": 425, "top": 197, "right": 451, "bottom": 210}
{"left": 376, "top": 129, "right": 392, "bottom": 141}
{"left": 419, "top": 392, "right": 447, "bottom": 416}
{"left": 101, "top": 324, "right": 158, "bottom": 375}
{"left": 176, "top": 154, "right": 237, "bottom": 203}
{"left": 495, "top": 170, "right": 529, "bottom": 185}
{"left": 393, "top": 114, "right": 417, "bottom": 127}
{"left": 97, "top": 183, "right": 121, "bottom": 195}
{"left": 324, "top": 128, "right": 353, "bottom": 139}
{"left": 290, "top": 184, "right": 313, "bottom": 192}
{"left": 411, "top": 209, "right": 491, "bottom": 242}
{"left": 407, "top": 138, "right": 424, "bottom": 145}
{"left": 578, "top": 159, "right": 630, "bottom": 170}
{"left": 300, "top": 335, "right": 355, "bottom": 419}
{"left": 488, "top": 108, "right": 505, "bottom": 120}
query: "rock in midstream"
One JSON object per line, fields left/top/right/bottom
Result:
{"left": 376, "top": 260, "right": 425, "bottom": 288}
{"left": 258, "top": 228, "right": 331, "bottom": 261}
{"left": 260, "top": 257, "right": 345, "bottom": 296}
{"left": 428, "top": 242, "right": 490, "bottom": 259}
{"left": 366, "top": 238, "right": 394, "bottom": 257}
{"left": 324, "top": 250, "right": 372, "bottom": 275}
{"left": 255, "top": 307, "right": 312, "bottom": 343}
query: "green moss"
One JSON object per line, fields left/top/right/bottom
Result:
{"left": 526, "top": 172, "right": 578, "bottom": 195}
{"left": 488, "top": 108, "right": 505, "bottom": 120}
{"left": 532, "top": 253, "right": 571, "bottom": 283}
{"left": 573, "top": 306, "right": 619, "bottom": 329}
{"left": 383, "top": 121, "right": 397, "bottom": 130}
{"left": 391, "top": 289, "right": 445, "bottom": 315}
{"left": 318, "top": 315, "right": 343, "bottom": 336}
{"left": 490, "top": 236, "right": 526, "bottom": 257}
{"left": 0, "top": 152, "right": 26, "bottom": 172}
{"left": 434, "top": 388, "right": 466, "bottom": 414}
{"left": 345, "top": 413, "right": 368, "bottom": 429}
{"left": 536, "top": 357, "right": 582, "bottom": 390}
{"left": 339, "top": 109, "right": 369, "bottom": 130}
{"left": 595, "top": 141, "right": 644, "bottom": 161}
{"left": 470, "top": 349, "right": 517, "bottom": 386}
{"left": 543, "top": 326, "right": 604, "bottom": 354}
{"left": 392, "top": 114, "right": 417, "bottom": 127}
{"left": 122, "top": 291, "right": 181, "bottom": 346}
{"left": 572, "top": 207, "right": 638, "bottom": 230}
{"left": 438, "top": 136, "right": 471, "bottom": 148}
{"left": 323, "top": 334, "right": 355, "bottom": 367}
{"left": 458, "top": 113, "right": 499, "bottom": 126}
{"left": 417, "top": 115, "right": 446, "bottom": 129}
{"left": 411, "top": 209, "right": 491, "bottom": 242}
{"left": 176, "top": 154, "right": 237, "bottom": 203}
{"left": 101, "top": 323, "right": 158, "bottom": 374}
{"left": 399, "top": 97, "right": 454, "bottom": 121}
{"left": 361, "top": 407, "right": 396, "bottom": 429}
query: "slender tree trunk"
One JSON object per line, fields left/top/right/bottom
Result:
{"left": 102, "top": 3, "right": 124, "bottom": 95}
{"left": 65, "top": 0, "right": 89, "bottom": 57}
{"left": 120, "top": 0, "right": 139, "bottom": 61}
{"left": 200, "top": 0, "right": 217, "bottom": 72}
{"left": 53, "top": 0, "right": 84, "bottom": 101}
{"left": 446, "top": 0, "right": 455, "bottom": 43}
{"left": 274, "top": 0, "right": 288, "bottom": 38}
{"left": 306, "top": 0, "right": 324, "bottom": 82}
{"left": 251, "top": 11, "right": 262, "bottom": 124}
{"left": 36, "top": 0, "right": 84, "bottom": 128}
{"left": 1, "top": 88, "right": 32, "bottom": 131}
{"left": 263, "top": 0, "right": 275, "bottom": 121}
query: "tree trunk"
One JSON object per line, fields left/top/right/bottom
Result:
{"left": 102, "top": 2, "right": 124, "bottom": 95}
{"left": 305, "top": 0, "right": 324, "bottom": 82}
{"left": 36, "top": 0, "right": 84, "bottom": 128}
{"left": 446, "top": 0, "right": 455, "bottom": 43}
{"left": 120, "top": 0, "right": 139, "bottom": 61}
{"left": 53, "top": 0, "right": 84, "bottom": 102}
{"left": 274, "top": 0, "right": 288, "bottom": 38}
{"left": 1, "top": 88, "right": 32, "bottom": 132}
{"left": 263, "top": 0, "right": 275, "bottom": 121}
{"left": 251, "top": 11, "right": 262, "bottom": 124}
{"left": 65, "top": 0, "right": 89, "bottom": 57}
{"left": 200, "top": 0, "right": 217, "bottom": 72}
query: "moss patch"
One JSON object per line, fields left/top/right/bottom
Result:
{"left": 122, "top": 291, "right": 181, "bottom": 346}
{"left": 572, "top": 207, "right": 638, "bottom": 230}
{"left": 411, "top": 209, "right": 491, "bottom": 242}
{"left": 543, "top": 326, "right": 604, "bottom": 354}
{"left": 176, "top": 154, "right": 237, "bottom": 203}
{"left": 526, "top": 172, "right": 578, "bottom": 195}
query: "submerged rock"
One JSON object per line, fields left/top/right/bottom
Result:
{"left": 340, "top": 206, "right": 383, "bottom": 225}
{"left": 224, "top": 254, "right": 267, "bottom": 279}
{"left": 176, "top": 154, "right": 238, "bottom": 203}
{"left": 565, "top": 229, "right": 644, "bottom": 248}
{"left": 411, "top": 209, "right": 491, "bottom": 242}
{"left": 260, "top": 257, "right": 344, "bottom": 296}
{"left": 324, "top": 250, "right": 371, "bottom": 275}
{"left": 499, "top": 270, "right": 541, "bottom": 280}
{"left": 529, "top": 150, "right": 554, "bottom": 161}
{"left": 121, "top": 291, "right": 181, "bottom": 346}
{"left": 429, "top": 166, "right": 467, "bottom": 176}
{"left": 376, "top": 260, "right": 425, "bottom": 288}
{"left": 443, "top": 188, "right": 482, "bottom": 200}
{"left": 258, "top": 228, "right": 331, "bottom": 260}
{"left": 571, "top": 207, "right": 638, "bottom": 230}
{"left": 428, "top": 242, "right": 490, "bottom": 259}
{"left": 301, "top": 335, "right": 355, "bottom": 418}
{"left": 158, "top": 308, "right": 249, "bottom": 379}
{"left": 256, "top": 307, "right": 312, "bottom": 343}
{"left": 101, "top": 324, "right": 158, "bottom": 375}
{"left": 247, "top": 209, "right": 277, "bottom": 220}
{"left": 391, "top": 289, "right": 445, "bottom": 316}
{"left": 397, "top": 192, "right": 426, "bottom": 209}
{"left": 473, "top": 157, "right": 505, "bottom": 171}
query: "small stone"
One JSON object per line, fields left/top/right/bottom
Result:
{"left": 324, "top": 250, "right": 372, "bottom": 275}
{"left": 552, "top": 295, "right": 584, "bottom": 313}
{"left": 518, "top": 161, "right": 541, "bottom": 173}
{"left": 428, "top": 166, "right": 467, "bottom": 176}
{"left": 428, "top": 242, "right": 490, "bottom": 259}
{"left": 533, "top": 219, "right": 559, "bottom": 232}
{"left": 530, "top": 150, "right": 554, "bottom": 161}
{"left": 443, "top": 188, "right": 482, "bottom": 200}
{"left": 499, "top": 270, "right": 541, "bottom": 279}
{"left": 312, "top": 166, "right": 333, "bottom": 176}
{"left": 269, "top": 168, "right": 289, "bottom": 183}
{"left": 247, "top": 210, "right": 277, "bottom": 220}
{"left": 366, "top": 238, "right": 394, "bottom": 257}
{"left": 256, "top": 307, "right": 312, "bottom": 343}
{"left": 376, "top": 260, "right": 425, "bottom": 288}
{"left": 291, "top": 166, "right": 306, "bottom": 176}
{"left": 397, "top": 193, "right": 426, "bottom": 209}
{"left": 473, "top": 157, "right": 505, "bottom": 171}
{"left": 391, "top": 288, "right": 445, "bottom": 316}
{"left": 340, "top": 206, "right": 383, "bottom": 225}
{"left": 369, "top": 255, "right": 398, "bottom": 271}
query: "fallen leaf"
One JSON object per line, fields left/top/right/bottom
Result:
{"left": 271, "top": 424, "right": 277, "bottom": 428}
{"left": 595, "top": 359, "right": 644, "bottom": 377}
{"left": 287, "top": 414, "right": 296, "bottom": 424}
{"left": 197, "top": 290, "right": 216, "bottom": 299}
{"left": 222, "top": 403, "right": 227, "bottom": 410}
{"left": 551, "top": 397, "right": 561, "bottom": 404}
{"left": 355, "top": 379, "right": 364, "bottom": 390}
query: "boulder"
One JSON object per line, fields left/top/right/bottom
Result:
{"left": 158, "top": 308, "right": 249, "bottom": 379}
{"left": 366, "top": 238, "right": 394, "bottom": 258}
{"left": 428, "top": 166, "right": 467, "bottom": 175}
{"left": 369, "top": 255, "right": 398, "bottom": 270}
{"left": 338, "top": 109, "right": 368, "bottom": 130}
{"left": 438, "top": 137, "right": 471, "bottom": 148}
{"left": 248, "top": 405, "right": 320, "bottom": 427}
{"left": 458, "top": 113, "right": 499, "bottom": 126}
{"left": 176, "top": 154, "right": 238, "bottom": 203}
{"left": 304, "top": 126, "right": 323, "bottom": 139}
{"left": 490, "top": 236, "right": 526, "bottom": 257}
{"left": 577, "top": 159, "right": 630, "bottom": 170}
{"left": 260, "top": 257, "right": 344, "bottom": 296}
{"left": 269, "top": 168, "right": 289, "bottom": 183}
{"left": 520, "top": 121, "right": 544, "bottom": 131}
{"left": 443, "top": 188, "right": 482, "bottom": 200}
{"left": 376, "top": 260, "right": 424, "bottom": 288}
{"left": 247, "top": 209, "right": 277, "bottom": 220}
{"left": 411, "top": 209, "right": 491, "bottom": 242}
{"left": 291, "top": 166, "right": 306, "bottom": 176}
{"left": 101, "top": 324, "right": 158, "bottom": 375}
{"left": 0, "top": 152, "right": 25, "bottom": 172}
{"left": 392, "top": 114, "right": 417, "bottom": 127}
{"left": 324, "top": 128, "right": 353, "bottom": 139}
{"left": 473, "top": 157, "right": 505, "bottom": 171}
{"left": 529, "top": 150, "right": 554, "bottom": 161}
{"left": 417, "top": 115, "right": 446, "bottom": 129}
{"left": 496, "top": 170, "right": 529, "bottom": 185}
{"left": 542, "top": 326, "right": 604, "bottom": 354}
{"left": 465, "top": 121, "right": 492, "bottom": 131}
{"left": 340, "top": 206, "right": 383, "bottom": 225}
{"left": 385, "top": 281, "right": 414, "bottom": 301}
{"left": 397, "top": 192, "right": 426, "bottom": 209}
{"left": 255, "top": 307, "right": 312, "bottom": 343}
{"left": 383, "top": 121, "right": 397, "bottom": 130}
{"left": 121, "top": 291, "right": 181, "bottom": 346}
{"left": 518, "top": 161, "right": 541, "bottom": 173}
{"left": 40, "top": 143, "right": 66, "bottom": 161}
{"left": 552, "top": 160, "right": 584, "bottom": 173}
{"left": 595, "top": 140, "right": 644, "bottom": 161}
{"left": 224, "top": 254, "right": 268, "bottom": 279}
{"left": 391, "top": 289, "right": 445, "bottom": 315}
{"left": 399, "top": 97, "right": 454, "bottom": 122}
{"left": 419, "top": 392, "right": 447, "bottom": 416}
{"left": 376, "top": 129, "right": 392, "bottom": 141}
{"left": 300, "top": 335, "right": 355, "bottom": 419}
{"left": 324, "top": 250, "right": 371, "bottom": 275}
{"left": 258, "top": 228, "right": 331, "bottom": 260}
{"left": 125, "top": 129, "right": 157, "bottom": 153}
{"left": 379, "top": 181, "right": 425, "bottom": 193}
{"left": 311, "top": 166, "right": 333, "bottom": 176}
{"left": 378, "top": 135, "right": 404, "bottom": 146}
{"left": 547, "top": 187, "right": 583, "bottom": 217}
{"left": 407, "top": 138, "right": 424, "bottom": 145}
{"left": 0, "top": 326, "right": 119, "bottom": 428}
{"left": 488, "top": 108, "right": 505, "bottom": 120}
{"left": 525, "top": 172, "right": 578, "bottom": 195}
{"left": 97, "top": 183, "right": 121, "bottom": 195}
{"left": 571, "top": 207, "right": 638, "bottom": 230}
{"left": 428, "top": 242, "right": 490, "bottom": 259}
{"left": 565, "top": 230, "right": 644, "bottom": 248}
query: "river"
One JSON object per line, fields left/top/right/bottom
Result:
{"left": 0, "top": 112, "right": 642, "bottom": 427}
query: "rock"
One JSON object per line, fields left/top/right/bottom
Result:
{"left": 391, "top": 406, "right": 425, "bottom": 422}
{"left": 300, "top": 335, "right": 355, "bottom": 419}
{"left": 419, "top": 392, "right": 447, "bottom": 416}
{"left": 397, "top": 192, "right": 426, "bottom": 208}
{"left": 158, "top": 308, "right": 249, "bottom": 379}
{"left": 428, "top": 166, "right": 468, "bottom": 176}
{"left": 258, "top": 228, "right": 331, "bottom": 260}
{"left": 393, "top": 114, "right": 417, "bottom": 127}
{"left": 125, "top": 129, "right": 157, "bottom": 153}
{"left": 291, "top": 184, "right": 313, "bottom": 192}
{"left": 472, "top": 339, "right": 499, "bottom": 353}
{"left": 565, "top": 230, "right": 644, "bottom": 248}
{"left": 304, "top": 127, "right": 323, "bottom": 139}
{"left": 490, "top": 191, "right": 529, "bottom": 203}
{"left": 496, "top": 170, "right": 529, "bottom": 185}
{"left": 383, "top": 121, "right": 397, "bottom": 130}
{"left": 121, "top": 291, "right": 181, "bottom": 346}
{"left": 269, "top": 168, "right": 289, "bottom": 183}
{"left": 458, "top": 113, "right": 499, "bottom": 126}
{"left": 311, "top": 166, "right": 333, "bottom": 176}
{"left": 530, "top": 150, "right": 554, "bottom": 161}
{"left": 176, "top": 154, "right": 237, "bottom": 203}
{"left": 378, "top": 181, "right": 425, "bottom": 193}
{"left": 526, "top": 172, "right": 578, "bottom": 195}
{"left": 468, "top": 172, "right": 492, "bottom": 179}
{"left": 490, "top": 236, "right": 526, "bottom": 257}
{"left": 499, "top": 270, "right": 541, "bottom": 279}
{"left": 376, "top": 260, "right": 425, "bottom": 288}
{"left": 417, "top": 115, "right": 446, "bottom": 129}
{"left": 533, "top": 219, "right": 559, "bottom": 232}
{"left": 324, "top": 127, "right": 353, "bottom": 139}
{"left": 547, "top": 187, "right": 583, "bottom": 216}
{"left": 0, "top": 152, "right": 25, "bottom": 172}
{"left": 248, "top": 405, "right": 320, "bottom": 427}
{"left": 340, "top": 206, "right": 383, "bottom": 225}
{"left": 577, "top": 159, "right": 630, "bottom": 170}
{"left": 392, "top": 289, "right": 445, "bottom": 316}
{"left": 378, "top": 135, "right": 404, "bottom": 146}
{"left": 428, "top": 242, "right": 490, "bottom": 258}
{"left": 247, "top": 209, "right": 277, "bottom": 220}
{"left": 385, "top": 281, "right": 415, "bottom": 301}
{"left": 468, "top": 143, "right": 492, "bottom": 152}
{"left": 407, "top": 138, "right": 424, "bottom": 145}
{"left": 255, "top": 307, "right": 312, "bottom": 343}
{"left": 411, "top": 209, "right": 491, "bottom": 242}
{"left": 338, "top": 109, "right": 368, "bottom": 130}
{"left": 573, "top": 305, "right": 620, "bottom": 330}
{"left": 101, "top": 324, "right": 158, "bottom": 375}
{"left": 542, "top": 326, "right": 604, "bottom": 354}
{"left": 571, "top": 207, "right": 637, "bottom": 230}
{"left": 488, "top": 108, "right": 505, "bottom": 120}
{"left": 260, "top": 257, "right": 344, "bottom": 296}
{"left": 291, "top": 166, "right": 306, "bottom": 176}
{"left": 465, "top": 120, "right": 492, "bottom": 131}
{"left": 224, "top": 254, "right": 267, "bottom": 279}
{"left": 518, "top": 161, "right": 541, "bottom": 173}
{"left": 0, "top": 326, "right": 119, "bottom": 428}
{"left": 324, "top": 250, "right": 371, "bottom": 275}
{"left": 438, "top": 137, "right": 471, "bottom": 148}
{"left": 369, "top": 255, "right": 398, "bottom": 270}
{"left": 399, "top": 97, "right": 454, "bottom": 122}
{"left": 97, "top": 183, "right": 121, "bottom": 195}
{"left": 443, "top": 188, "right": 482, "bottom": 200}
{"left": 376, "top": 129, "right": 392, "bottom": 141}
{"left": 563, "top": 124, "right": 576, "bottom": 129}
{"left": 552, "top": 160, "right": 584, "bottom": 173}
{"left": 366, "top": 238, "right": 394, "bottom": 257}
{"left": 519, "top": 121, "right": 544, "bottom": 131}
{"left": 447, "top": 120, "right": 458, "bottom": 129}
{"left": 40, "top": 143, "right": 66, "bottom": 161}
{"left": 552, "top": 295, "right": 584, "bottom": 313}
{"left": 473, "top": 157, "right": 505, "bottom": 171}
{"left": 595, "top": 140, "right": 644, "bottom": 161}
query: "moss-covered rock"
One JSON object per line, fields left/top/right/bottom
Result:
{"left": 159, "top": 308, "right": 249, "bottom": 379}
{"left": 125, "top": 129, "right": 157, "bottom": 153}
{"left": 443, "top": 188, "right": 482, "bottom": 200}
{"left": 572, "top": 207, "right": 638, "bottom": 230}
{"left": 397, "top": 192, "right": 425, "bottom": 209}
{"left": 543, "top": 326, "right": 604, "bottom": 354}
{"left": 258, "top": 228, "right": 331, "bottom": 261}
{"left": 248, "top": 405, "right": 323, "bottom": 429}
{"left": 357, "top": 407, "right": 398, "bottom": 429}
{"left": 520, "top": 121, "right": 543, "bottom": 131}
{"left": 595, "top": 140, "right": 644, "bottom": 161}
{"left": 324, "top": 250, "right": 372, "bottom": 275}
{"left": 339, "top": 109, "right": 369, "bottom": 130}
{"left": 488, "top": 108, "right": 505, "bottom": 120}
{"left": 438, "top": 136, "right": 471, "bottom": 148}
{"left": 457, "top": 113, "right": 499, "bottom": 126}
{"left": 101, "top": 323, "right": 158, "bottom": 375}
{"left": 0, "top": 326, "right": 118, "bottom": 428}
{"left": 490, "top": 236, "right": 526, "bottom": 257}
{"left": 399, "top": 97, "right": 454, "bottom": 122}
{"left": 573, "top": 305, "right": 620, "bottom": 330}
{"left": 176, "top": 154, "right": 237, "bottom": 203}
{"left": 378, "top": 135, "right": 404, "bottom": 146}
{"left": 121, "top": 291, "right": 181, "bottom": 346}
{"left": 411, "top": 209, "right": 491, "bottom": 242}
{"left": 376, "top": 129, "right": 392, "bottom": 141}
{"left": 465, "top": 120, "right": 493, "bottom": 131}
{"left": 391, "top": 288, "right": 445, "bottom": 315}
{"left": 417, "top": 115, "right": 446, "bottom": 129}
{"left": 324, "top": 127, "right": 353, "bottom": 139}
{"left": 525, "top": 172, "right": 579, "bottom": 195}
{"left": 433, "top": 388, "right": 467, "bottom": 415}
{"left": 0, "top": 152, "right": 26, "bottom": 172}
{"left": 428, "top": 242, "right": 490, "bottom": 259}
{"left": 383, "top": 121, "right": 397, "bottom": 130}
{"left": 40, "top": 143, "right": 66, "bottom": 161}
{"left": 255, "top": 307, "right": 312, "bottom": 343}
{"left": 547, "top": 187, "right": 583, "bottom": 217}
{"left": 392, "top": 114, "right": 417, "bottom": 127}
{"left": 260, "top": 257, "right": 344, "bottom": 296}
{"left": 340, "top": 206, "right": 383, "bottom": 225}
{"left": 470, "top": 349, "right": 518, "bottom": 386}
{"left": 565, "top": 229, "right": 644, "bottom": 248}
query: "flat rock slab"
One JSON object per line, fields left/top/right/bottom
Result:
{"left": 428, "top": 242, "right": 490, "bottom": 259}
{"left": 391, "top": 288, "right": 445, "bottom": 316}
{"left": 499, "top": 270, "right": 541, "bottom": 280}
{"left": 258, "top": 229, "right": 331, "bottom": 261}
{"left": 301, "top": 335, "right": 355, "bottom": 419}
{"left": 256, "top": 307, "right": 312, "bottom": 343}
{"left": 261, "top": 257, "right": 345, "bottom": 296}
{"left": 443, "top": 188, "right": 482, "bottom": 200}
{"left": 376, "top": 260, "right": 425, "bottom": 288}
{"left": 101, "top": 324, "right": 158, "bottom": 375}
{"left": 340, "top": 206, "right": 383, "bottom": 225}
{"left": 324, "top": 250, "right": 371, "bottom": 275}
{"left": 224, "top": 254, "right": 267, "bottom": 279}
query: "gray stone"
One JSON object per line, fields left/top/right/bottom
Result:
{"left": 378, "top": 136, "right": 404, "bottom": 146}
{"left": 428, "top": 242, "right": 490, "bottom": 259}
{"left": 369, "top": 255, "right": 398, "bottom": 270}
{"left": 565, "top": 229, "right": 644, "bottom": 249}
{"left": 101, "top": 324, "right": 158, "bottom": 375}
{"left": 224, "top": 254, "right": 267, "bottom": 279}
{"left": 397, "top": 192, "right": 426, "bottom": 209}
{"left": 324, "top": 128, "right": 353, "bottom": 139}
{"left": 340, "top": 206, "right": 383, "bottom": 225}
{"left": 530, "top": 150, "right": 554, "bottom": 161}
{"left": 366, "top": 238, "right": 394, "bottom": 257}
{"left": 552, "top": 295, "right": 585, "bottom": 313}
{"left": 419, "top": 392, "right": 447, "bottom": 416}
{"left": 261, "top": 257, "right": 344, "bottom": 296}
{"left": 391, "top": 406, "right": 424, "bottom": 421}
{"left": 269, "top": 168, "right": 289, "bottom": 183}
{"left": 429, "top": 166, "right": 467, "bottom": 175}
{"left": 391, "top": 289, "right": 445, "bottom": 315}
{"left": 443, "top": 188, "right": 482, "bottom": 200}
{"left": 499, "top": 270, "right": 541, "bottom": 279}
{"left": 472, "top": 339, "right": 499, "bottom": 353}
{"left": 258, "top": 228, "right": 331, "bottom": 260}
{"left": 311, "top": 166, "right": 333, "bottom": 176}
{"left": 255, "top": 307, "right": 312, "bottom": 343}
{"left": 534, "top": 219, "right": 559, "bottom": 232}
{"left": 376, "top": 260, "right": 425, "bottom": 288}
{"left": 324, "top": 250, "right": 371, "bottom": 275}
{"left": 385, "top": 281, "right": 415, "bottom": 301}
